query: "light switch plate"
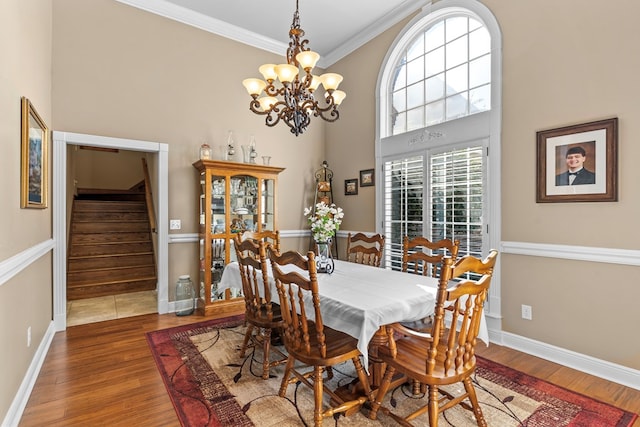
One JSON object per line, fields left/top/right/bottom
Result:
{"left": 169, "top": 219, "right": 181, "bottom": 230}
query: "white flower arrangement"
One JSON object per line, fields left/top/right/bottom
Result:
{"left": 303, "top": 202, "right": 344, "bottom": 243}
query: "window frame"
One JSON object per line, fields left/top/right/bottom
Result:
{"left": 374, "top": 0, "right": 502, "bottom": 320}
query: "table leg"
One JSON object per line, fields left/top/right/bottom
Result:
{"left": 368, "top": 327, "right": 390, "bottom": 388}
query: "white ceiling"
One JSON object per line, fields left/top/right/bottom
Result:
{"left": 115, "top": 0, "right": 429, "bottom": 67}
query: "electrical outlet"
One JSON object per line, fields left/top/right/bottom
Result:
{"left": 169, "top": 219, "right": 181, "bottom": 230}
{"left": 27, "top": 326, "right": 32, "bottom": 347}
{"left": 521, "top": 304, "right": 532, "bottom": 320}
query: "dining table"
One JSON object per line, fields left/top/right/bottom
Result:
{"left": 219, "top": 258, "right": 489, "bottom": 384}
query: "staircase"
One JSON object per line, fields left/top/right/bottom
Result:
{"left": 67, "top": 189, "right": 157, "bottom": 300}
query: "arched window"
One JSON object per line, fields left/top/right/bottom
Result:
{"left": 389, "top": 14, "right": 491, "bottom": 135}
{"left": 376, "top": 0, "right": 501, "bottom": 316}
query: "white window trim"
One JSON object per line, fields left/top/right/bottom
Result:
{"left": 374, "top": 0, "right": 503, "bottom": 321}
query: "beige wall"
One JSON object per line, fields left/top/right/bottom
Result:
{"left": 3, "top": 0, "right": 640, "bottom": 421}
{"left": 73, "top": 148, "right": 145, "bottom": 190}
{"left": 52, "top": 0, "right": 326, "bottom": 230}
{"left": 0, "top": 0, "right": 53, "bottom": 420}
{"left": 51, "top": 0, "right": 325, "bottom": 284}
{"left": 484, "top": 0, "right": 640, "bottom": 369}
{"left": 334, "top": 0, "right": 640, "bottom": 371}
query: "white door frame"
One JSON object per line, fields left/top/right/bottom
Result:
{"left": 52, "top": 131, "right": 169, "bottom": 331}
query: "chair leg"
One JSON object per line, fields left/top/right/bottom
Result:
{"left": 261, "top": 327, "right": 272, "bottom": 380}
{"left": 463, "top": 377, "right": 487, "bottom": 427}
{"left": 352, "top": 357, "right": 373, "bottom": 402}
{"left": 428, "top": 385, "right": 439, "bottom": 427}
{"left": 313, "top": 365, "right": 324, "bottom": 427}
{"left": 239, "top": 324, "right": 254, "bottom": 358}
{"left": 368, "top": 365, "right": 396, "bottom": 420}
{"left": 278, "top": 356, "right": 295, "bottom": 397}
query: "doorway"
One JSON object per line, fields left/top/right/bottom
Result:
{"left": 52, "top": 131, "right": 169, "bottom": 331}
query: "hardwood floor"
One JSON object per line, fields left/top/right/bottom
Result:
{"left": 19, "top": 313, "right": 640, "bottom": 426}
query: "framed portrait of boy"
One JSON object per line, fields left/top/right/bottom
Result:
{"left": 536, "top": 118, "right": 617, "bottom": 203}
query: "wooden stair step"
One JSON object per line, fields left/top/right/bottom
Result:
{"left": 72, "top": 222, "right": 150, "bottom": 233}
{"left": 68, "top": 253, "right": 155, "bottom": 271}
{"left": 72, "top": 211, "right": 148, "bottom": 222}
{"left": 66, "top": 278, "right": 157, "bottom": 300}
{"left": 67, "top": 265, "right": 156, "bottom": 285}
{"left": 73, "top": 200, "right": 146, "bottom": 211}
{"left": 70, "top": 232, "right": 152, "bottom": 244}
{"left": 69, "top": 242, "right": 153, "bottom": 257}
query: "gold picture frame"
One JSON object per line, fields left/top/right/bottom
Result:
{"left": 536, "top": 118, "right": 617, "bottom": 203}
{"left": 21, "top": 97, "right": 49, "bottom": 208}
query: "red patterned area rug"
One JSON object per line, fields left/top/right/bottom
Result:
{"left": 146, "top": 317, "right": 638, "bottom": 427}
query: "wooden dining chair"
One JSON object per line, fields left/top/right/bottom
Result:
{"left": 401, "top": 236, "right": 460, "bottom": 333}
{"left": 241, "top": 229, "right": 281, "bottom": 254}
{"left": 268, "top": 249, "right": 374, "bottom": 426}
{"left": 402, "top": 236, "right": 459, "bottom": 276}
{"left": 369, "top": 250, "right": 499, "bottom": 426}
{"left": 233, "top": 234, "right": 286, "bottom": 379}
{"left": 345, "top": 232, "right": 385, "bottom": 267}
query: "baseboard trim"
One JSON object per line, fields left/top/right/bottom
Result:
{"left": 2, "top": 321, "right": 56, "bottom": 427}
{"left": 494, "top": 330, "right": 640, "bottom": 391}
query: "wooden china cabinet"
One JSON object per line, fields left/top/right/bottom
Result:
{"left": 193, "top": 159, "right": 284, "bottom": 316}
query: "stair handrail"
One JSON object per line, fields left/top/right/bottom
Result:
{"left": 142, "top": 158, "right": 157, "bottom": 233}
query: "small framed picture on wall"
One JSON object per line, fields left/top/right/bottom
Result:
{"left": 360, "top": 169, "right": 374, "bottom": 187}
{"left": 345, "top": 179, "right": 358, "bottom": 195}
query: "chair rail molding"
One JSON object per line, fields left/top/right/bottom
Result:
{"left": 0, "top": 239, "right": 54, "bottom": 287}
{"left": 500, "top": 241, "right": 640, "bottom": 266}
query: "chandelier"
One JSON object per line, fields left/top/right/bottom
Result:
{"left": 242, "top": 0, "right": 346, "bottom": 136}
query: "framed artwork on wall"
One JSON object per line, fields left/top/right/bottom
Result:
{"left": 21, "top": 97, "right": 49, "bottom": 209}
{"left": 360, "top": 168, "right": 374, "bottom": 187}
{"left": 536, "top": 118, "right": 618, "bottom": 203}
{"left": 345, "top": 179, "right": 358, "bottom": 195}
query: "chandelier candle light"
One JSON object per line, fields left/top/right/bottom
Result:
{"left": 242, "top": 0, "right": 346, "bottom": 136}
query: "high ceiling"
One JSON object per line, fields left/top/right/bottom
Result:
{"left": 115, "top": 0, "right": 429, "bottom": 67}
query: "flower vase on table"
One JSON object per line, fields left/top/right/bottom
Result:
{"left": 304, "top": 201, "right": 344, "bottom": 275}
{"left": 315, "top": 240, "right": 334, "bottom": 274}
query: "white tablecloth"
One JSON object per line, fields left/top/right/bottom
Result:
{"left": 220, "top": 259, "right": 489, "bottom": 370}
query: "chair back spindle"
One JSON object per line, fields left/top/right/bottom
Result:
{"left": 402, "top": 236, "right": 460, "bottom": 277}
{"left": 346, "top": 232, "right": 385, "bottom": 267}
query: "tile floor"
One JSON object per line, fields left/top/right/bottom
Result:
{"left": 66, "top": 290, "right": 158, "bottom": 327}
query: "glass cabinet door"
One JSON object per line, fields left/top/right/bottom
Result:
{"left": 262, "top": 178, "right": 275, "bottom": 230}
{"left": 230, "top": 174, "right": 259, "bottom": 234}
{"left": 210, "top": 174, "right": 226, "bottom": 301}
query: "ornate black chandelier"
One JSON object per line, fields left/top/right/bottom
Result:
{"left": 242, "top": 0, "right": 345, "bottom": 136}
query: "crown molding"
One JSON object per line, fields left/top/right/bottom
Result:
{"left": 115, "top": 0, "right": 429, "bottom": 68}
{"left": 115, "top": 0, "right": 286, "bottom": 56}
